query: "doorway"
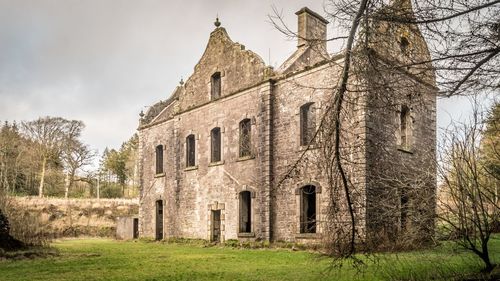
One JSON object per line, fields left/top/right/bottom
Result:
{"left": 155, "top": 200, "right": 163, "bottom": 240}
{"left": 133, "top": 218, "right": 139, "bottom": 239}
{"left": 211, "top": 210, "right": 221, "bottom": 243}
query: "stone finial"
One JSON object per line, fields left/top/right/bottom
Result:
{"left": 214, "top": 17, "right": 221, "bottom": 28}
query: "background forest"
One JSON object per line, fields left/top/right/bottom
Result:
{"left": 0, "top": 117, "right": 139, "bottom": 199}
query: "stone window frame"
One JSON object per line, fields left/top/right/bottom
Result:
{"left": 298, "top": 102, "right": 318, "bottom": 149}
{"left": 211, "top": 71, "right": 222, "bottom": 100}
{"left": 210, "top": 127, "right": 222, "bottom": 163}
{"left": 238, "top": 118, "right": 253, "bottom": 159}
{"left": 300, "top": 102, "right": 316, "bottom": 146}
{"left": 294, "top": 181, "right": 322, "bottom": 239}
{"left": 207, "top": 201, "right": 225, "bottom": 242}
{"left": 155, "top": 144, "right": 164, "bottom": 176}
{"left": 396, "top": 104, "right": 414, "bottom": 152}
{"left": 208, "top": 124, "right": 225, "bottom": 166}
{"left": 235, "top": 185, "right": 256, "bottom": 237}
{"left": 185, "top": 133, "right": 198, "bottom": 170}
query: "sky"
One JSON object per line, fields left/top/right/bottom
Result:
{"left": 0, "top": 0, "right": 484, "bottom": 163}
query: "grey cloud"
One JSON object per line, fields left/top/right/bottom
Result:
{"left": 0, "top": 0, "right": 473, "bottom": 162}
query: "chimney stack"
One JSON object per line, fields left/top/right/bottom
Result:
{"left": 295, "top": 7, "right": 328, "bottom": 49}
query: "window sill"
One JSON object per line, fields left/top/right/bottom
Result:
{"left": 298, "top": 144, "right": 319, "bottom": 152}
{"left": 154, "top": 173, "right": 165, "bottom": 178}
{"left": 238, "top": 232, "right": 255, "bottom": 238}
{"left": 236, "top": 155, "right": 255, "bottom": 162}
{"left": 397, "top": 147, "right": 413, "bottom": 154}
{"left": 295, "top": 233, "right": 319, "bottom": 239}
{"left": 208, "top": 160, "right": 225, "bottom": 167}
{"left": 184, "top": 166, "right": 198, "bottom": 171}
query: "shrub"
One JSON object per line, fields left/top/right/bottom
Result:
{"left": 0, "top": 208, "right": 24, "bottom": 251}
{"left": 0, "top": 193, "right": 51, "bottom": 248}
{"left": 100, "top": 183, "right": 123, "bottom": 198}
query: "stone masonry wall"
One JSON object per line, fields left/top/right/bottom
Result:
{"left": 271, "top": 62, "right": 368, "bottom": 242}
{"left": 139, "top": 84, "right": 272, "bottom": 241}
{"left": 362, "top": 9, "right": 437, "bottom": 246}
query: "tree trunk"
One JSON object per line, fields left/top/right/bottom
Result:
{"left": 38, "top": 156, "right": 46, "bottom": 197}
{"left": 13, "top": 151, "right": 23, "bottom": 194}
{"left": 481, "top": 241, "right": 494, "bottom": 272}
{"left": 0, "top": 160, "right": 7, "bottom": 192}
{"left": 133, "top": 160, "right": 138, "bottom": 195}
{"left": 96, "top": 176, "right": 100, "bottom": 199}
{"left": 64, "top": 172, "right": 70, "bottom": 199}
{"left": 64, "top": 170, "right": 76, "bottom": 199}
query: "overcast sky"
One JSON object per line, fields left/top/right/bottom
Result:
{"left": 0, "top": 0, "right": 481, "bottom": 162}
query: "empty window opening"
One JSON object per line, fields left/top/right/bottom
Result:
{"left": 155, "top": 145, "right": 164, "bottom": 174}
{"left": 239, "top": 119, "right": 252, "bottom": 157}
{"left": 300, "top": 185, "right": 317, "bottom": 233}
{"left": 186, "top": 134, "right": 196, "bottom": 167}
{"left": 399, "top": 105, "right": 412, "bottom": 149}
{"left": 155, "top": 200, "right": 163, "bottom": 240}
{"left": 211, "top": 127, "right": 221, "bottom": 162}
{"left": 211, "top": 72, "right": 221, "bottom": 100}
{"left": 400, "top": 191, "right": 409, "bottom": 231}
{"left": 239, "top": 191, "right": 252, "bottom": 233}
{"left": 211, "top": 210, "right": 221, "bottom": 243}
{"left": 400, "top": 36, "right": 410, "bottom": 53}
{"left": 300, "top": 103, "right": 316, "bottom": 146}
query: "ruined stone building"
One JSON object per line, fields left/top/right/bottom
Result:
{"left": 138, "top": 4, "right": 437, "bottom": 244}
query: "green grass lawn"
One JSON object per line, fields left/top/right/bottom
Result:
{"left": 0, "top": 237, "right": 499, "bottom": 281}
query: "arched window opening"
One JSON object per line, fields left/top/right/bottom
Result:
{"left": 239, "top": 191, "right": 252, "bottom": 233}
{"left": 400, "top": 36, "right": 410, "bottom": 53}
{"left": 211, "top": 127, "right": 221, "bottom": 163}
{"left": 186, "top": 134, "right": 196, "bottom": 167}
{"left": 155, "top": 145, "right": 164, "bottom": 174}
{"left": 300, "top": 102, "right": 316, "bottom": 146}
{"left": 300, "top": 185, "right": 317, "bottom": 233}
{"left": 400, "top": 105, "right": 412, "bottom": 149}
{"left": 239, "top": 119, "right": 252, "bottom": 158}
{"left": 211, "top": 72, "right": 221, "bottom": 100}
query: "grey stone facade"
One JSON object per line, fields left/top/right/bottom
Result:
{"left": 137, "top": 6, "right": 436, "bottom": 244}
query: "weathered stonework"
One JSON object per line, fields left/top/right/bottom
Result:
{"left": 137, "top": 5, "right": 437, "bottom": 244}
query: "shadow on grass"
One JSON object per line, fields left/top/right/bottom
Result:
{"left": 0, "top": 247, "right": 59, "bottom": 260}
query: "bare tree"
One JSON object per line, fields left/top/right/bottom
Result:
{"left": 270, "top": 0, "right": 499, "bottom": 262}
{"left": 438, "top": 100, "right": 499, "bottom": 271}
{"left": 61, "top": 139, "right": 95, "bottom": 198}
{"left": 0, "top": 188, "right": 51, "bottom": 248}
{"left": 21, "top": 117, "right": 84, "bottom": 197}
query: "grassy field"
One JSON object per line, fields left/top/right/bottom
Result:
{"left": 0, "top": 237, "right": 499, "bottom": 281}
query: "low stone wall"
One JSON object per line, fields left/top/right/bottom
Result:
{"left": 12, "top": 197, "right": 139, "bottom": 238}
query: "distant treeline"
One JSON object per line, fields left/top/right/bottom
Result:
{"left": 0, "top": 117, "right": 138, "bottom": 198}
